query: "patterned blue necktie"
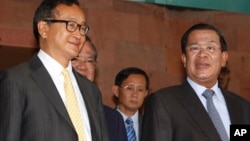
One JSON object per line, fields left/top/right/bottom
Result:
{"left": 126, "top": 117, "right": 136, "bottom": 141}
{"left": 202, "top": 89, "right": 229, "bottom": 141}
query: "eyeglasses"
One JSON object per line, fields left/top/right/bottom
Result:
{"left": 187, "top": 45, "right": 222, "bottom": 53}
{"left": 72, "top": 57, "right": 97, "bottom": 65}
{"left": 120, "top": 85, "right": 147, "bottom": 94}
{"left": 44, "top": 19, "right": 89, "bottom": 36}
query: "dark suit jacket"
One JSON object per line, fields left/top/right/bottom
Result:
{"left": 118, "top": 109, "right": 143, "bottom": 141}
{"left": 0, "top": 55, "right": 109, "bottom": 141}
{"left": 103, "top": 105, "right": 128, "bottom": 141}
{"left": 138, "top": 113, "right": 143, "bottom": 140}
{"left": 141, "top": 80, "right": 250, "bottom": 141}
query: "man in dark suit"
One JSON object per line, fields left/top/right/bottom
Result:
{"left": 112, "top": 67, "right": 150, "bottom": 141}
{"left": 141, "top": 23, "right": 250, "bottom": 141}
{"left": 0, "top": 0, "right": 109, "bottom": 141}
{"left": 72, "top": 36, "right": 128, "bottom": 141}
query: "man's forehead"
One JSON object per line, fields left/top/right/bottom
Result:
{"left": 78, "top": 53, "right": 94, "bottom": 58}
{"left": 54, "top": 3, "right": 86, "bottom": 24}
{"left": 187, "top": 40, "right": 219, "bottom": 46}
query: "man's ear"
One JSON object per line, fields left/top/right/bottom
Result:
{"left": 38, "top": 20, "right": 49, "bottom": 39}
{"left": 181, "top": 53, "right": 187, "bottom": 68}
{"left": 112, "top": 85, "right": 119, "bottom": 98}
{"left": 221, "top": 51, "right": 229, "bottom": 67}
{"left": 145, "top": 90, "right": 149, "bottom": 96}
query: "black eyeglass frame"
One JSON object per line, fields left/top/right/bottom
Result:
{"left": 43, "top": 19, "right": 89, "bottom": 36}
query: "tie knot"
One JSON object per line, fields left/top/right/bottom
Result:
{"left": 62, "top": 68, "right": 70, "bottom": 77}
{"left": 126, "top": 118, "right": 133, "bottom": 125}
{"left": 202, "top": 89, "right": 215, "bottom": 99}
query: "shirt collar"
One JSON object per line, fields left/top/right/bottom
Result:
{"left": 38, "top": 49, "right": 73, "bottom": 75}
{"left": 116, "top": 106, "right": 139, "bottom": 123}
{"left": 187, "top": 77, "right": 223, "bottom": 100}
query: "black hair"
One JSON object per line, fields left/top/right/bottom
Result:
{"left": 220, "top": 66, "right": 230, "bottom": 74}
{"left": 33, "top": 0, "right": 80, "bottom": 43}
{"left": 85, "top": 36, "right": 98, "bottom": 61}
{"left": 114, "top": 67, "right": 150, "bottom": 90}
{"left": 181, "top": 23, "right": 227, "bottom": 53}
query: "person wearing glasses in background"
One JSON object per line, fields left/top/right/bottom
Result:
{"left": 0, "top": 0, "right": 109, "bottom": 141}
{"left": 112, "top": 67, "right": 149, "bottom": 141}
{"left": 72, "top": 36, "right": 128, "bottom": 141}
{"left": 141, "top": 23, "right": 250, "bottom": 141}
{"left": 72, "top": 36, "right": 97, "bottom": 82}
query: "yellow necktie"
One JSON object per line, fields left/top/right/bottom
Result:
{"left": 62, "top": 68, "right": 87, "bottom": 141}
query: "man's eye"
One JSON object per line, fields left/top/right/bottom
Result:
{"left": 207, "top": 46, "right": 214, "bottom": 51}
{"left": 68, "top": 23, "right": 76, "bottom": 28}
{"left": 81, "top": 26, "right": 87, "bottom": 31}
{"left": 87, "top": 60, "right": 95, "bottom": 63}
{"left": 138, "top": 88, "right": 145, "bottom": 92}
{"left": 126, "top": 87, "right": 133, "bottom": 90}
{"left": 190, "top": 46, "right": 199, "bottom": 51}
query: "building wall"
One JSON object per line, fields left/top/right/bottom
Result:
{"left": 0, "top": 0, "right": 250, "bottom": 107}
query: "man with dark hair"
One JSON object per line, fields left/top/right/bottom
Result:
{"left": 112, "top": 67, "right": 150, "bottom": 141}
{"left": 142, "top": 23, "right": 250, "bottom": 141}
{"left": 0, "top": 0, "right": 109, "bottom": 141}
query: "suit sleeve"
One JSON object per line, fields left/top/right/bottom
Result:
{"left": 94, "top": 85, "right": 110, "bottom": 141}
{"left": 0, "top": 71, "right": 23, "bottom": 141}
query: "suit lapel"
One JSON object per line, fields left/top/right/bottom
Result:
{"left": 29, "top": 55, "right": 73, "bottom": 128}
{"left": 73, "top": 70, "right": 100, "bottom": 141}
{"left": 139, "top": 113, "right": 143, "bottom": 140}
{"left": 222, "top": 90, "right": 243, "bottom": 124}
{"left": 178, "top": 81, "right": 221, "bottom": 141}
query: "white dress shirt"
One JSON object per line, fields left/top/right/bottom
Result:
{"left": 117, "top": 108, "right": 139, "bottom": 141}
{"left": 187, "top": 77, "right": 231, "bottom": 137}
{"left": 38, "top": 50, "right": 92, "bottom": 141}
